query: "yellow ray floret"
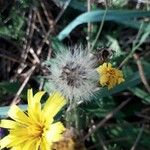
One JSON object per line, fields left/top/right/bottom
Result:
{"left": 97, "top": 63, "right": 125, "bottom": 89}
{"left": 0, "top": 89, "right": 67, "bottom": 150}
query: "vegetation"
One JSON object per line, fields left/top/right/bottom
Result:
{"left": 0, "top": 0, "right": 150, "bottom": 149}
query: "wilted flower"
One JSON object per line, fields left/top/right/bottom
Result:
{"left": 97, "top": 63, "right": 124, "bottom": 89}
{"left": 52, "top": 128, "right": 86, "bottom": 150}
{"left": 0, "top": 89, "right": 66, "bottom": 150}
{"left": 44, "top": 46, "right": 98, "bottom": 102}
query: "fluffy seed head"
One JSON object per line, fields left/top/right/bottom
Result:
{"left": 44, "top": 45, "right": 98, "bottom": 103}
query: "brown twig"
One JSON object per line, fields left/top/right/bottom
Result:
{"left": 11, "top": 48, "right": 42, "bottom": 105}
{"left": 87, "top": 0, "right": 91, "bottom": 51}
{"left": 87, "top": 137, "right": 129, "bottom": 150}
{"left": 103, "top": 120, "right": 149, "bottom": 127}
{"left": 136, "top": 113, "right": 150, "bottom": 120}
{"left": 11, "top": 0, "right": 71, "bottom": 103}
{"left": 0, "top": 53, "right": 33, "bottom": 67}
{"left": 12, "top": 8, "right": 36, "bottom": 80}
{"left": 39, "top": 46, "right": 52, "bottom": 89}
{"left": 130, "top": 125, "right": 144, "bottom": 150}
{"left": 40, "top": 0, "right": 53, "bottom": 27}
{"left": 82, "top": 98, "right": 131, "bottom": 141}
{"left": 37, "top": 46, "right": 52, "bottom": 90}
{"left": 34, "top": 25, "right": 45, "bottom": 38}
{"left": 0, "top": 53, "right": 21, "bottom": 64}
{"left": 97, "top": 134, "right": 108, "bottom": 150}
{"left": 10, "top": 9, "right": 38, "bottom": 103}
{"left": 105, "top": 137, "right": 129, "bottom": 144}
{"left": 133, "top": 53, "right": 150, "bottom": 93}
{"left": 36, "top": 10, "right": 47, "bottom": 34}
{"left": 29, "top": 48, "right": 40, "bottom": 64}
{"left": 11, "top": 66, "right": 36, "bottom": 105}
{"left": 36, "top": 0, "right": 71, "bottom": 55}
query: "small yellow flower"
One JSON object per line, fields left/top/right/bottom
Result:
{"left": 97, "top": 63, "right": 125, "bottom": 89}
{"left": 0, "top": 89, "right": 66, "bottom": 150}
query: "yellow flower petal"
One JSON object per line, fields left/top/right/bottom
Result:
{"left": 10, "top": 146, "right": 21, "bottom": 150}
{"left": 32, "top": 91, "right": 45, "bottom": 120}
{"left": 27, "top": 90, "right": 45, "bottom": 123}
{"left": 107, "top": 63, "right": 112, "bottom": 68}
{"left": 9, "top": 128, "right": 29, "bottom": 137}
{"left": 0, "top": 120, "right": 21, "bottom": 129}
{"left": 0, "top": 135, "right": 13, "bottom": 149}
{"left": 100, "top": 75, "right": 108, "bottom": 86}
{"left": 42, "top": 92, "right": 66, "bottom": 121}
{"left": 46, "top": 122, "right": 66, "bottom": 143}
{"left": 21, "top": 139, "right": 37, "bottom": 150}
{"left": 8, "top": 105, "right": 31, "bottom": 125}
{"left": 40, "top": 137, "right": 50, "bottom": 150}
{"left": 97, "top": 63, "right": 125, "bottom": 89}
{"left": 5, "top": 132, "right": 30, "bottom": 147}
{"left": 10, "top": 142, "right": 30, "bottom": 150}
{"left": 0, "top": 89, "right": 67, "bottom": 150}
{"left": 0, "top": 135, "right": 28, "bottom": 149}
{"left": 27, "top": 89, "right": 33, "bottom": 112}
{"left": 35, "top": 139, "right": 41, "bottom": 150}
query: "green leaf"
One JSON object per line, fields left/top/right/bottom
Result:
{"left": 0, "top": 82, "right": 28, "bottom": 118}
{"left": 70, "top": 0, "right": 86, "bottom": 11}
{"left": 0, "top": 82, "right": 21, "bottom": 94}
{"left": 82, "top": 97, "right": 116, "bottom": 117}
{"left": 106, "top": 122, "right": 150, "bottom": 149}
{"left": 57, "top": 10, "right": 150, "bottom": 40}
{"left": 54, "top": 0, "right": 86, "bottom": 11}
{"left": 112, "top": 0, "right": 128, "bottom": 7}
{"left": 106, "top": 35, "right": 122, "bottom": 57}
{"left": 129, "top": 88, "right": 150, "bottom": 104}
{"left": 51, "top": 37, "right": 68, "bottom": 53}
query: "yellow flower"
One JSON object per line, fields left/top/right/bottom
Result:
{"left": 97, "top": 63, "right": 125, "bottom": 89}
{"left": 0, "top": 89, "right": 66, "bottom": 150}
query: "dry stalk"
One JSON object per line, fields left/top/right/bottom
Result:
{"left": 11, "top": 0, "right": 71, "bottom": 103}
{"left": 130, "top": 125, "right": 144, "bottom": 150}
{"left": 11, "top": 66, "right": 36, "bottom": 105}
{"left": 133, "top": 53, "right": 150, "bottom": 93}
{"left": 87, "top": 0, "right": 91, "bottom": 51}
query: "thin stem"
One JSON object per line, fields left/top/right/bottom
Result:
{"left": 130, "top": 125, "right": 144, "bottom": 150}
{"left": 87, "top": 0, "right": 91, "bottom": 51}
{"left": 119, "top": 22, "right": 144, "bottom": 68}
{"left": 90, "top": 2, "right": 108, "bottom": 51}
{"left": 133, "top": 53, "right": 150, "bottom": 93}
{"left": 65, "top": 98, "right": 79, "bottom": 129}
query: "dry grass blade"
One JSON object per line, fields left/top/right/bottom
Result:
{"left": 130, "top": 125, "right": 144, "bottom": 150}
{"left": 11, "top": 66, "right": 36, "bottom": 105}
{"left": 133, "top": 53, "right": 150, "bottom": 93}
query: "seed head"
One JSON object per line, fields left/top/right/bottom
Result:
{"left": 44, "top": 45, "right": 98, "bottom": 103}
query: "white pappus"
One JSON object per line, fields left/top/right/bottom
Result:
{"left": 44, "top": 45, "right": 99, "bottom": 103}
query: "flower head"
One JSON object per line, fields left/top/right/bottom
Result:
{"left": 97, "top": 63, "right": 124, "bottom": 89}
{"left": 45, "top": 45, "right": 98, "bottom": 102}
{"left": 0, "top": 89, "right": 66, "bottom": 150}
